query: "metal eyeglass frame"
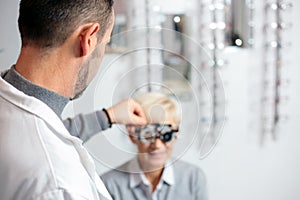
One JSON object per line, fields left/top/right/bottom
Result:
{"left": 132, "top": 123, "right": 179, "bottom": 144}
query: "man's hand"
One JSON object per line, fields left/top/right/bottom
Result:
{"left": 106, "top": 99, "right": 147, "bottom": 125}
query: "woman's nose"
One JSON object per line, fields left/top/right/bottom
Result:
{"left": 150, "top": 137, "right": 164, "bottom": 148}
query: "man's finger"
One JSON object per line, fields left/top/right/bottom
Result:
{"left": 131, "top": 115, "right": 147, "bottom": 125}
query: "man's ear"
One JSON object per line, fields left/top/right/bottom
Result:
{"left": 79, "top": 23, "right": 100, "bottom": 57}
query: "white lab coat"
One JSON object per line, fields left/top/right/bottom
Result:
{"left": 0, "top": 73, "right": 112, "bottom": 200}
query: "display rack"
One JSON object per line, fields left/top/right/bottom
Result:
{"left": 261, "top": 0, "right": 292, "bottom": 140}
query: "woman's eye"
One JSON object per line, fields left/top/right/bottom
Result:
{"left": 162, "top": 132, "right": 173, "bottom": 142}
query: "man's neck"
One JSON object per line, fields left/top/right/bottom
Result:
{"left": 15, "top": 45, "right": 78, "bottom": 98}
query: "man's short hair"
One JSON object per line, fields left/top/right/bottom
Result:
{"left": 18, "top": 0, "right": 114, "bottom": 49}
{"left": 134, "top": 92, "right": 181, "bottom": 125}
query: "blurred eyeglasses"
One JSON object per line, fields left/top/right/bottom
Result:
{"left": 132, "top": 124, "right": 179, "bottom": 144}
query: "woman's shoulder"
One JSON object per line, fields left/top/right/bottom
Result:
{"left": 170, "top": 159, "right": 206, "bottom": 180}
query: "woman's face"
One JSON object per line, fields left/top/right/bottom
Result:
{"left": 130, "top": 120, "right": 179, "bottom": 172}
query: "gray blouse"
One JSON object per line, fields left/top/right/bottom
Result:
{"left": 101, "top": 158, "right": 208, "bottom": 200}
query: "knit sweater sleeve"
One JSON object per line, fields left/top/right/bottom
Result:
{"left": 63, "top": 110, "right": 110, "bottom": 142}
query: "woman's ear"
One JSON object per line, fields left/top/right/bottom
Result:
{"left": 79, "top": 23, "right": 100, "bottom": 57}
{"left": 174, "top": 132, "right": 179, "bottom": 141}
{"left": 126, "top": 125, "right": 137, "bottom": 144}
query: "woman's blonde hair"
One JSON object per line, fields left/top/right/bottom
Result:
{"left": 134, "top": 92, "right": 181, "bottom": 125}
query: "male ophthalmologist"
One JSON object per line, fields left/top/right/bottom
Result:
{"left": 0, "top": 0, "right": 146, "bottom": 200}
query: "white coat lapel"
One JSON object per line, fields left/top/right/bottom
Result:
{"left": 0, "top": 75, "right": 112, "bottom": 200}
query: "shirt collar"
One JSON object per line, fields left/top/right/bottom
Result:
{"left": 2, "top": 66, "right": 69, "bottom": 118}
{"left": 129, "top": 157, "right": 175, "bottom": 189}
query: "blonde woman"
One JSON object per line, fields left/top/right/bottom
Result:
{"left": 101, "top": 93, "right": 208, "bottom": 200}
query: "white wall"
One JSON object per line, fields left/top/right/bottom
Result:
{"left": 0, "top": 0, "right": 21, "bottom": 69}
{"left": 1, "top": 1, "right": 300, "bottom": 200}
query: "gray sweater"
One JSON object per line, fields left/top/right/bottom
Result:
{"left": 2, "top": 66, "right": 109, "bottom": 142}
